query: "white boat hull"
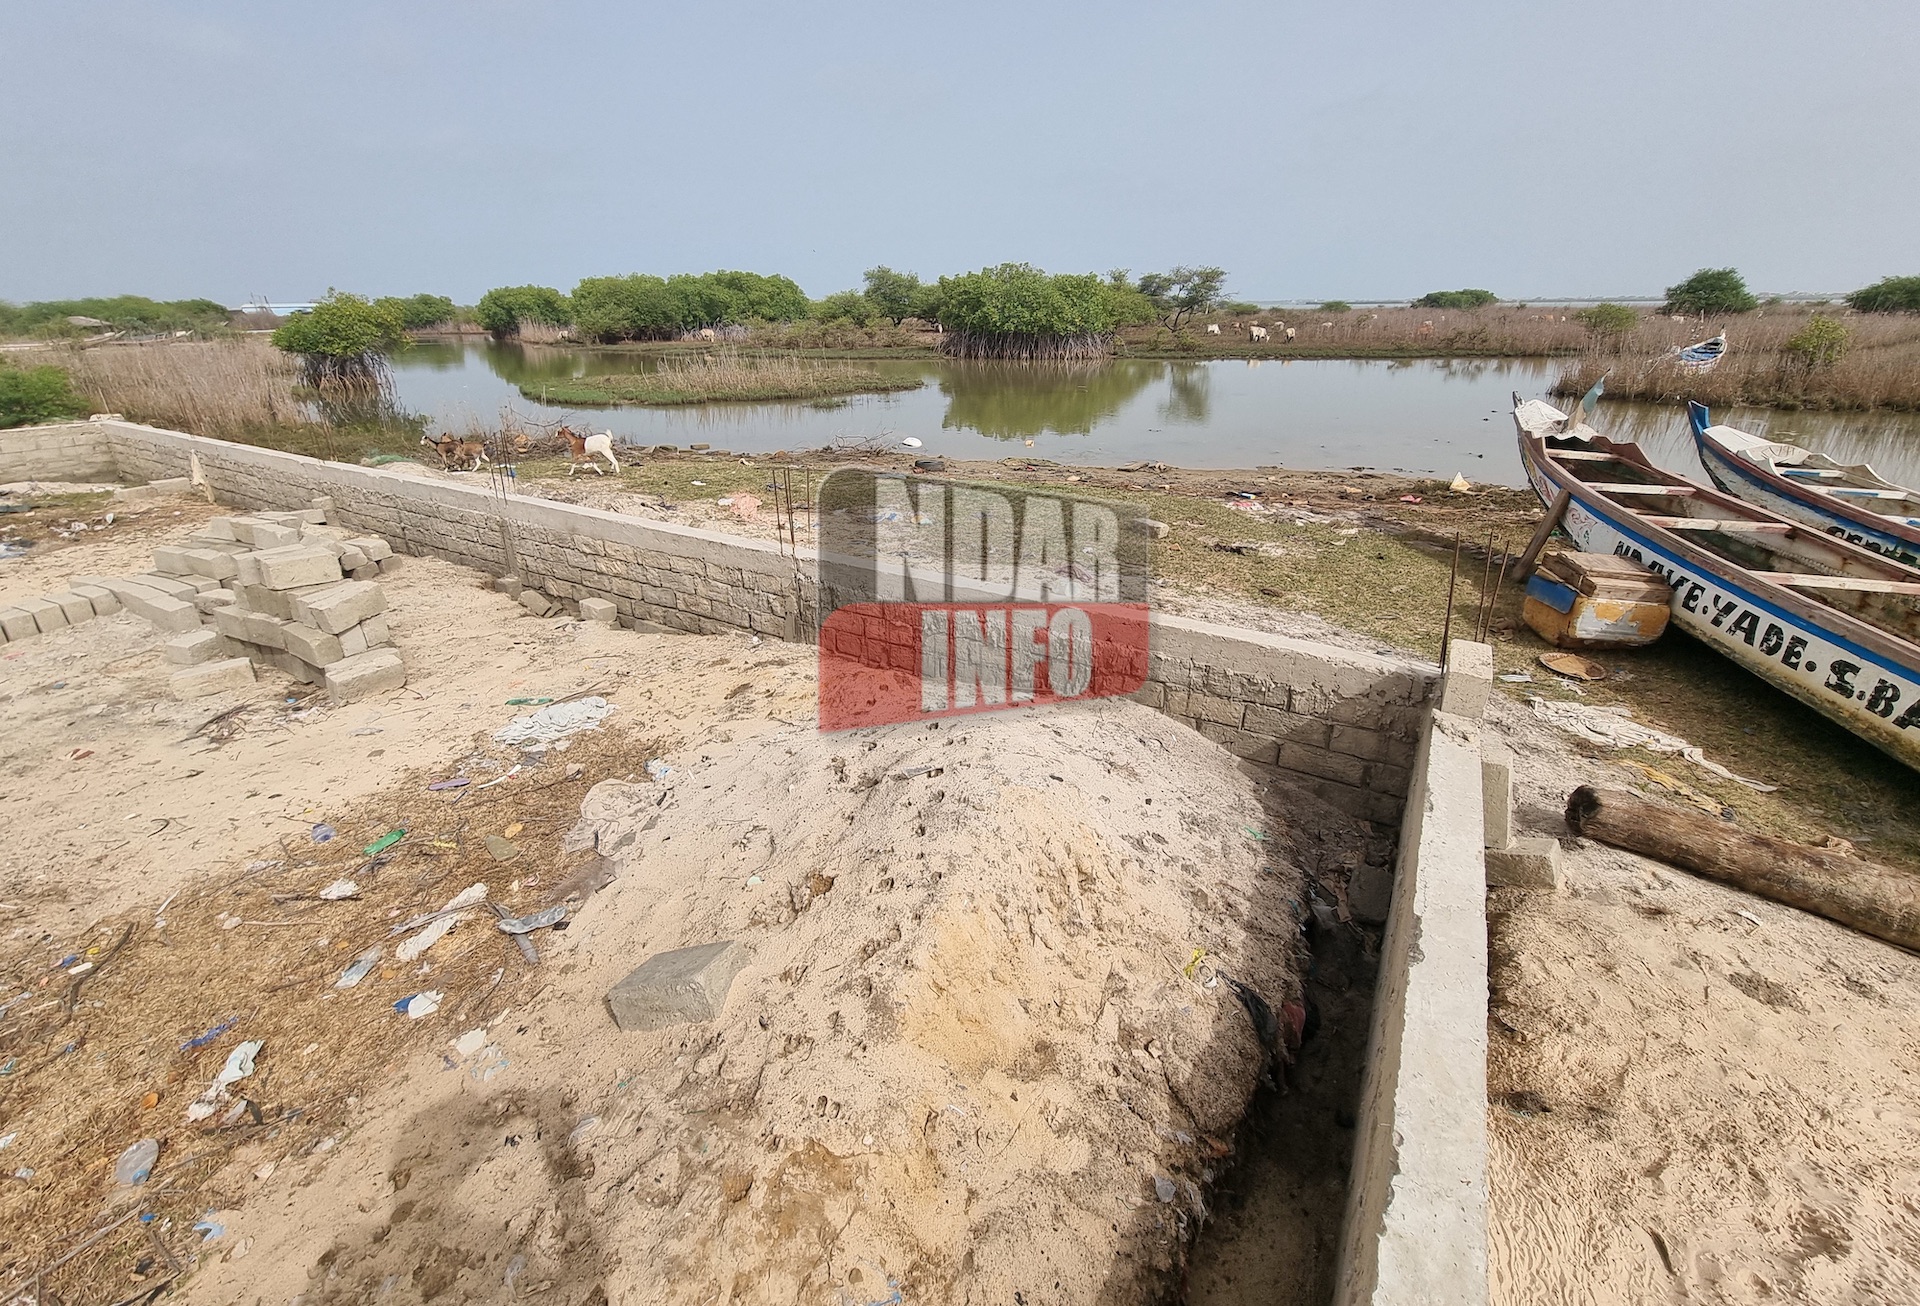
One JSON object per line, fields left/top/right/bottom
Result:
{"left": 1521, "top": 441, "right": 1920, "bottom": 769}
{"left": 1692, "top": 424, "right": 1920, "bottom": 570}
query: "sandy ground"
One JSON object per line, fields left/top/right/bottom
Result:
{"left": 1484, "top": 695, "right": 1920, "bottom": 1304}
{"left": 0, "top": 500, "right": 1357, "bottom": 1306}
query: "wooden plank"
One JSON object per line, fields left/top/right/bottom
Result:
{"left": 1581, "top": 483, "right": 1700, "bottom": 496}
{"left": 1644, "top": 517, "right": 1795, "bottom": 534}
{"left": 1515, "top": 487, "right": 1570, "bottom": 580}
{"left": 1761, "top": 571, "right": 1920, "bottom": 596}
{"left": 1551, "top": 449, "right": 1621, "bottom": 462}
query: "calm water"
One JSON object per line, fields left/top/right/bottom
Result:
{"left": 387, "top": 341, "right": 1920, "bottom": 489}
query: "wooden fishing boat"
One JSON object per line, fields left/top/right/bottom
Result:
{"left": 1674, "top": 332, "right": 1727, "bottom": 372}
{"left": 1514, "top": 394, "right": 1920, "bottom": 770}
{"left": 1689, "top": 401, "right": 1920, "bottom": 569}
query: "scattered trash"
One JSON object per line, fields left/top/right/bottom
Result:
{"left": 504, "top": 1254, "right": 528, "bottom": 1290}
{"left": 569, "top": 1115, "right": 600, "bottom": 1143}
{"left": 1449, "top": 473, "right": 1473, "bottom": 492}
{"left": 1398, "top": 494, "right": 1423, "bottom": 504}
{"left": 185, "top": 1040, "right": 265, "bottom": 1122}
{"left": 310, "top": 823, "right": 336, "bottom": 843}
{"left": 745, "top": 875, "right": 764, "bottom": 887}
{"left": 427, "top": 778, "right": 469, "bottom": 791}
{"left": 0, "top": 1132, "right": 14, "bottom": 1150}
{"left": 496, "top": 905, "right": 566, "bottom": 935}
{"left": 646, "top": 759, "right": 671, "bottom": 780}
{"left": 502, "top": 822, "right": 523, "bottom": 839}
{"left": 1529, "top": 697, "right": 1777, "bottom": 790}
{"left": 140, "top": 1091, "right": 160, "bottom": 1110}
{"left": 892, "top": 764, "right": 944, "bottom": 780}
{"left": 1539, "top": 651, "right": 1608, "bottom": 682}
{"left": 396, "top": 991, "right": 443, "bottom": 1019}
{"left": 901, "top": 437, "right": 923, "bottom": 448}
{"left": 475, "top": 764, "right": 523, "bottom": 789}
{"left": 1734, "top": 909, "right": 1763, "bottom": 927}
{"left": 1153, "top": 1174, "right": 1177, "bottom": 1203}
{"left": 317, "top": 879, "right": 359, "bottom": 901}
{"left": 192, "top": 1218, "right": 225, "bottom": 1241}
{"left": 363, "top": 829, "right": 405, "bottom": 857}
{"left": 1498, "top": 672, "right": 1534, "bottom": 683}
{"left": 69, "top": 748, "right": 93, "bottom": 760}
{"left": 493, "top": 696, "right": 616, "bottom": 746}
{"left": 728, "top": 492, "right": 762, "bottom": 522}
{"left": 336, "top": 946, "right": 382, "bottom": 989}
{"left": 1182, "top": 947, "right": 1207, "bottom": 979}
{"left": 113, "top": 1138, "right": 160, "bottom": 1187}
{"left": 396, "top": 883, "right": 488, "bottom": 961}
{"left": 504, "top": 697, "right": 554, "bottom": 707}
{"left": 484, "top": 835, "right": 519, "bottom": 862}
{"left": 179, "top": 1017, "right": 238, "bottom": 1053}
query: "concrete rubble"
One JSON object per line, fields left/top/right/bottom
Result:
{"left": 0, "top": 499, "right": 410, "bottom": 704}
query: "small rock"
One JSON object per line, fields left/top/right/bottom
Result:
{"left": 484, "top": 835, "right": 519, "bottom": 862}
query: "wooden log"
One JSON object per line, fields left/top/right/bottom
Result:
{"left": 1565, "top": 785, "right": 1920, "bottom": 951}
{"left": 1514, "top": 487, "right": 1570, "bottom": 580}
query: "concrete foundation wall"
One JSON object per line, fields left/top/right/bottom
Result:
{"left": 0, "top": 421, "right": 117, "bottom": 483}
{"left": 1333, "top": 655, "right": 1491, "bottom": 1305}
{"left": 62, "top": 421, "right": 1437, "bottom": 820}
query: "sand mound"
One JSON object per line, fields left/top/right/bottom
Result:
{"left": 285, "top": 700, "right": 1309, "bottom": 1305}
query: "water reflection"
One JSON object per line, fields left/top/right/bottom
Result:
{"left": 380, "top": 342, "right": 1920, "bottom": 485}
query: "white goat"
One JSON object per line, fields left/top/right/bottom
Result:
{"left": 1205, "top": 323, "right": 1221, "bottom": 335}
{"left": 1249, "top": 325, "right": 1269, "bottom": 342}
{"left": 563, "top": 426, "right": 620, "bottom": 476}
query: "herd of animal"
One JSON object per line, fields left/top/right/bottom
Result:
{"left": 420, "top": 424, "right": 621, "bottom": 476}
{"left": 1206, "top": 322, "right": 1300, "bottom": 341}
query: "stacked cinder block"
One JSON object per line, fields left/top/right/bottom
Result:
{"left": 177, "top": 512, "right": 406, "bottom": 702}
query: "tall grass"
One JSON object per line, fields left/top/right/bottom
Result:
{"left": 519, "top": 349, "right": 921, "bottom": 405}
{"left": 1551, "top": 307, "right": 1920, "bottom": 411}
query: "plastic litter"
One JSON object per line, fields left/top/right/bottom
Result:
{"left": 0, "top": 1132, "right": 14, "bottom": 1150}
{"left": 484, "top": 835, "right": 519, "bottom": 862}
{"left": 451, "top": 1029, "right": 487, "bottom": 1058}
{"left": 310, "top": 823, "right": 336, "bottom": 843}
{"left": 496, "top": 905, "right": 566, "bottom": 935}
{"left": 363, "top": 829, "right": 405, "bottom": 857}
{"left": 475, "top": 764, "right": 523, "bottom": 789}
{"left": 1153, "top": 1174, "right": 1177, "bottom": 1203}
{"left": 1398, "top": 494, "right": 1423, "bottom": 504}
{"left": 317, "top": 879, "right": 358, "bottom": 901}
{"left": 427, "top": 778, "right": 469, "bottom": 791}
{"left": 114, "top": 1138, "right": 160, "bottom": 1187}
{"left": 1498, "top": 672, "right": 1534, "bottom": 683}
{"left": 396, "top": 883, "right": 488, "bottom": 961}
{"left": 645, "top": 759, "right": 671, "bottom": 780}
{"left": 900, "top": 437, "right": 923, "bottom": 448}
{"left": 396, "top": 991, "right": 443, "bottom": 1019}
{"left": 1449, "top": 473, "right": 1472, "bottom": 492}
{"left": 336, "top": 946, "right": 382, "bottom": 989}
{"left": 193, "top": 1219, "right": 225, "bottom": 1241}
{"left": 504, "top": 697, "right": 554, "bottom": 706}
{"left": 179, "top": 1017, "right": 238, "bottom": 1053}
{"left": 493, "top": 696, "right": 616, "bottom": 746}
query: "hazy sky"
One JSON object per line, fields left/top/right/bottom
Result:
{"left": 4, "top": 1, "right": 1916, "bottom": 306}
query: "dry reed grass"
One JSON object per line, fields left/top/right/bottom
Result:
{"left": 0, "top": 722, "right": 657, "bottom": 1305}
{"left": 60, "top": 338, "right": 312, "bottom": 439}
{"left": 520, "top": 348, "right": 920, "bottom": 406}
{"left": 1552, "top": 308, "right": 1920, "bottom": 411}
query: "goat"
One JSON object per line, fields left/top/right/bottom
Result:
{"left": 421, "top": 432, "right": 489, "bottom": 471}
{"left": 1205, "top": 323, "right": 1221, "bottom": 335}
{"left": 560, "top": 425, "right": 620, "bottom": 476}
{"left": 1249, "top": 325, "right": 1269, "bottom": 342}
{"left": 697, "top": 327, "right": 717, "bottom": 342}
{"left": 1284, "top": 326, "right": 1297, "bottom": 341}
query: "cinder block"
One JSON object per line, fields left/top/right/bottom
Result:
{"left": 291, "top": 581, "right": 384, "bottom": 635}
{"left": 1486, "top": 837, "right": 1563, "bottom": 890}
{"left": 1438, "top": 639, "right": 1493, "bottom": 720}
{"left": 295, "top": 507, "right": 328, "bottom": 525}
{"left": 163, "top": 629, "right": 229, "bottom": 665}
{"left": 235, "top": 521, "right": 299, "bottom": 549}
{"left": 148, "top": 476, "right": 191, "bottom": 496}
{"left": 169, "top": 657, "right": 255, "bottom": 699}
{"left": 0, "top": 608, "right": 38, "bottom": 641}
{"left": 519, "top": 590, "right": 557, "bottom": 617}
{"left": 212, "top": 605, "right": 252, "bottom": 642}
{"left": 19, "top": 597, "right": 68, "bottom": 633}
{"left": 138, "top": 574, "right": 197, "bottom": 599}
{"left": 324, "top": 649, "right": 406, "bottom": 703}
{"left": 493, "top": 574, "right": 522, "bottom": 594}
{"left": 201, "top": 517, "right": 240, "bottom": 542}
{"left": 194, "top": 588, "right": 240, "bottom": 614}
{"left": 150, "top": 546, "right": 194, "bottom": 576}
{"left": 310, "top": 496, "right": 334, "bottom": 518}
{"left": 72, "top": 584, "right": 119, "bottom": 616}
{"left": 182, "top": 549, "right": 239, "bottom": 581}
{"left": 243, "top": 612, "right": 287, "bottom": 649}
{"left": 256, "top": 549, "right": 342, "bottom": 591}
{"left": 338, "top": 546, "right": 369, "bottom": 571}
{"left": 183, "top": 575, "right": 219, "bottom": 594}
{"left": 48, "top": 592, "right": 95, "bottom": 626}
{"left": 579, "top": 598, "right": 617, "bottom": 625}
{"left": 349, "top": 536, "right": 393, "bottom": 563}
{"left": 1481, "top": 742, "right": 1514, "bottom": 851}
{"left": 360, "top": 613, "right": 391, "bottom": 647}
{"left": 607, "top": 940, "right": 746, "bottom": 1031}
{"left": 377, "top": 556, "right": 401, "bottom": 575}
{"left": 281, "top": 622, "right": 344, "bottom": 667}
{"left": 339, "top": 623, "right": 369, "bottom": 657}
{"left": 349, "top": 564, "right": 379, "bottom": 581}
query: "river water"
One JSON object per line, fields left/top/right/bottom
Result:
{"left": 387, "top": 342, "right": 1920, "bottom": 489}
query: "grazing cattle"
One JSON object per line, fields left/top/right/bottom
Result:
{"left": 559, "top": 426, "right": 621, "bottom": 476}
{"left": 1284, "top": 327, "right": 1297, "bottom": 341}
{"left": 697, "top": 327, "right": 717, "bottom": 342}
{"left": 1205, "top": 323, "right": 1221, "bottom": 335}
{"left": 1249, "top": 325, "right": 1269, "bottom": 342}
{"left": 421, "top": 433, "right": 488, "bottom": 471}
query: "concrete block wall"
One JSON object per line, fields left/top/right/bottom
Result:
{"left": 0, "top": 421, "right": 117, "bottom": 483}
{"left": 1334, "top": 643, "right": 1493, "bottom": 1306}
{"left": 75, "top": 421, "right": 1438, "bottom": 820}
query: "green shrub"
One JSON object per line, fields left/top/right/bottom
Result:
{"left": 1847, "top": 276, "right": 1920, "bottom": 314}
{"left": 1574, "top": 302, "right": 1638, "bottom": 338}
{"left": 812, "top": 290, "right": 877, "bottom": 326}
{"left": 1786, "top": 314, "right": 1849, "bottom": 368}
{"left": 374, "top": 293, "right": 456, "bottom": 330}
{"left": 0, "top": 361, "right": 90, "bottom": 427}
{"left": 1414, "top": 289, "right": 1497, "bottom": 310}
{"left": 1663, "top": 268, "right": 1757, "bottom": 316}
{"left": 570, "top": 275, "right": 681, "bottom": 341}
{"left": 271, "top": 291, "right": 407, "bottom": 387}
{"left": 475, "top": 285, "right": 572, "bottom": 336}
{"left": 1317, "top": 300, "right": 1352, "bottom": 313}
{"left": 0, "top": 295, "right": 230, "bottom": 338}
{"left": 862, "top": 267, "right": 923, "bottom": 324}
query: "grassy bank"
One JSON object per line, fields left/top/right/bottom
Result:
{"left": 1553, "top": 308, "right": 1920, "bottom": 411}
{"left": 517, "top": 351, "right": 923, "bottom": 406}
